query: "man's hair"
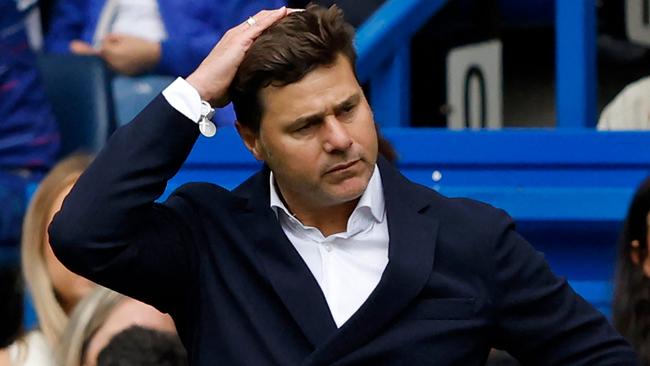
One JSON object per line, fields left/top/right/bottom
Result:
{"left": 230, "top": 4, "right": 357, "bottom": 134}
{"left": 96, "top": 326, "right": 187, "bottom": 366}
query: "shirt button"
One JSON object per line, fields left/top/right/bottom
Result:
{"left": 324, "top": 244, "right": 333, "bottom": 252}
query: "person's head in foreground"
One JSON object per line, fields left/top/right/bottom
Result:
{"left": 614, "top": 176, "right": 650, "bottom": 364}
{"left": 231, "top": 5, "right": 379, "bottom": 223}
{"left": 96, "top": 326, "right": 187, "bottom": 366}
{"left": 21, "top": 153, "right": 96, "bottom": 347}
{"left": 57, "top": 286, "right": 178, "bottom": 366}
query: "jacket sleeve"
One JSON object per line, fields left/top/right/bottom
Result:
{"left": 44, "top": 0, "right": 86, "bottom": 53}
{"left": 48, "top": 94, "right": 200, "bottom": 313}
{"left": 489, "top": 212, "right": 637, "bottom": 364}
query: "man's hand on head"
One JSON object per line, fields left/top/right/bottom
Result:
{"left": 99, "top": 34, "right": 161, "bottom": 76}
{"left": 185, "top": 7, "right": 291, "bottom": 107}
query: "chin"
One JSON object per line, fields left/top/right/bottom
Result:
{"left": 327, "top": 180, "right": 368, "bottom": 204}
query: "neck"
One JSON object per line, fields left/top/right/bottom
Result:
{"left": 276, "top": 185, "right": 358, "bottom": 237}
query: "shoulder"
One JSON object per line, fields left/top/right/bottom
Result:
{"left": 402, "top": 177, "right": 513, "bottom": 234}
{"left": 407, "top": 182, "right": 516, "bottom": 266}
{"left": 434, "top": 193, "right": 512, "bottom": 231}
{"left": 165, "top": 182, "right": 240, "bottom": 210}
{"left": 381, "top": 160, "right": 513, "bottom": 243}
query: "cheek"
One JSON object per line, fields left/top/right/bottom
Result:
{"left": 353, "top": 119, "right": 378, "bottom": 154}
{"left": 267, "top": 138, "right": 323, "bottom": 171}
{"left": 44, "top": 245, "right": 69, "bottom": 293}
{"left": 44, "top": 243, "right": 93, "bottom": 302}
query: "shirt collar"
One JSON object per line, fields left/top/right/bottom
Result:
{"left": 269, "top": 164, "right": 385, "bottom": 224}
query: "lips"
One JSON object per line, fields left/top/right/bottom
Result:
{"left": 325, "top": 159, "right": 359, "bottom": 174}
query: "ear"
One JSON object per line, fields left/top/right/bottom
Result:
{"left": 638, "top": 239, "right": 650, "bottom": 278}
{"left": 235, "top": 121, "right": 265, "bottom": 161}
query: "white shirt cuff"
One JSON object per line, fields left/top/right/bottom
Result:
{"left": 162, "top": 77, "right": 202, "bottom": 123}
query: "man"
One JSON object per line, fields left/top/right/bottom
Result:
{"left": 50, "top": 5, "right": 637, "bottom": 365}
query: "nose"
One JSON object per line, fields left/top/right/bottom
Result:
{"left": 322, "top": 116, "right": 353, "bottom": 153}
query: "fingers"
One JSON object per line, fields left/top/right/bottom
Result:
{"left": 70, "top": 40, "right": 98, "bottom": 55}
{"left": 246, "top": 7, "right": 289, "bottom": 40}
{"left": 232, "top": 7, "right": 286, "bottom": 35}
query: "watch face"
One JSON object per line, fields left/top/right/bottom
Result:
{"left": 199, "top": 120, "right": 217, "bottom": 137}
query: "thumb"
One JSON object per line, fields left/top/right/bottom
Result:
{"left": 70, "top": 40, "right": 98, "bottom": 55}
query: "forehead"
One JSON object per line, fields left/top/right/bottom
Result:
{"left": 259, "top": 55, "right": 361, "bottom": 126}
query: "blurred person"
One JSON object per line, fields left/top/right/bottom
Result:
{"left": 96, "top": 326, "right": 187, "bottom": 366}
{"left": 1, "top": 1, "right": 60, "bottom": 348}
{"left": 50, "top": 5, "right": 636, "bottom": 364}
{"left": 614, "top": 177, "right": 650, "bottom": 365}
{"left": 45, "top": 0, "right": 285, "bottom": 127}
{"left": 0, "top": 153, "right": 95, "bottom": 366}
{"left": 0, "top": 0, "right": 60, "bottom": 247}
{"left": 44, "top": 0, "right": 285, "bottom": 77}
{"left": 57, "top": 287, "right": 178, "bottom": 366}
{"left": 598, "top": 76, "right": 650, "bottom": 130}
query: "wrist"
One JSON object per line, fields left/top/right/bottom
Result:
{"left": 186, "top": 73, "right": 217, "bottom": 102}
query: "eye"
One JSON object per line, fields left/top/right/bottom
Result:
{"left": 342, "top": 104, "right": 354, "bottom": 113}
{"left": 293, "top": 121, "right": 316, "bottom": 135}
{"left": 338, "top": 104, "right": 356, "bottom": 119}
{"left": 297, "top": 122, "right": 312, "bottom": 131}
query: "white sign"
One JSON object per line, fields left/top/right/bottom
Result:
{"left": 447, "top": 40, "right": 503, "bottom": 129}
{"left": 626, "top": 0, "right": 650, "bottom": 46}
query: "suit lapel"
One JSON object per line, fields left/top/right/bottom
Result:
{"left": 238, "top": 168, "right": 338, "bottom": 348}
{"left": 304, "top": 158, "right": 439, "bottom": 365}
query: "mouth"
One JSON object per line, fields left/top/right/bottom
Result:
{"left": 325, "top": 159, "right": 360, "bottom": 175}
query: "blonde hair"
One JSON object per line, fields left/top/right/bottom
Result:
{"left": 56, "top": 287, "right": 124, "bottom": 366}
{"left": 21, "top": 153, "right": 94, "bottom": 347}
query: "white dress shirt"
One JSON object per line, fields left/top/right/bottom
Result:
{"left": 162, "top": 78, "right": 390, "bottom": 327}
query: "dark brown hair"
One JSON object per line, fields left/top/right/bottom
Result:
{"left": 613, "top": 176, "right": 650, "bottom": 365}
{"left": 230, "top": 4, "right": 357, "bottom": 134}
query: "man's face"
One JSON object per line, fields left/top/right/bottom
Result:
{"left": 241, "top": 54, "right": 378, "bottom": 211}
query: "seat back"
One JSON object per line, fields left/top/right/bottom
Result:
{"left": 36, "top": 53, "right": 116, "bottom": 157}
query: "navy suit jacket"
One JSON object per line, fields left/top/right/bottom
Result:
{"left": 50, "top": 95, "right": 636, "bottom": 365}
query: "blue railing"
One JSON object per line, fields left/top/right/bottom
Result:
{"left": 355, "top": 0, "right": 448, "bottom": 127}
{"left": 357, "top": 0, "right": 600, "bottom": 128}
{"left": 556, "top": 0, "right": 597, "bottom": 128}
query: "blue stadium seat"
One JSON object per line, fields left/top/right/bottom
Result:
{"left": 112, "top": 74, "right": 175, "bottom": 126}
{"left": 36, "top": 53, "right": 116, "bottom": 157}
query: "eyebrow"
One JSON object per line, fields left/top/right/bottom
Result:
{"left": 287, "top": 93, "right": 361, "bottom": 130}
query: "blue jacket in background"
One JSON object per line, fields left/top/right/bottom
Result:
{"left": 45, "top": 0, "right": 286, "bottom": 77}
{"left": 0, "top": 0, "right": 59, "bottom": 171}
